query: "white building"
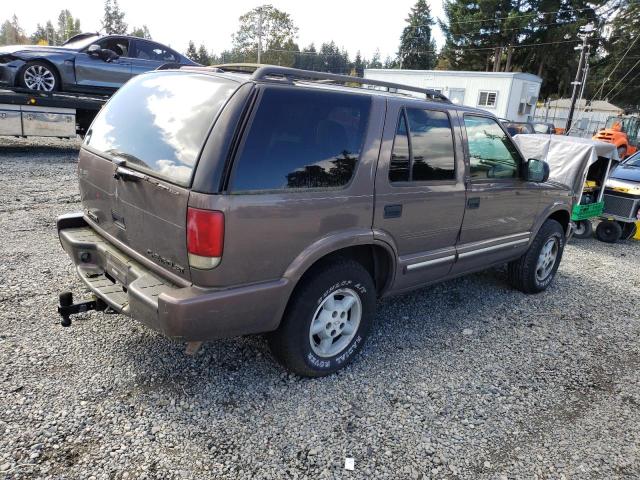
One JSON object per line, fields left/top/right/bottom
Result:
{"left": 534, "top": 98, "right": 623, "bottom": 135}
{"left": 364, "top": 69, "right": 543, "bottom": 122}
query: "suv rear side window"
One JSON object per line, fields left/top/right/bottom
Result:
{"left": 84, "top": 72, "right": 238, "bottom": 186}
{"left": 464, "top": 115, "right": 521, "bottom": 180}
{"left": 389, "top": 108, "right": 455, "bottom": 183}
{"left": 230, "top": 88, "right": 371, "bottom": 192}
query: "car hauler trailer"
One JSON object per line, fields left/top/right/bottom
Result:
{"left": 0, "top": 88, "right": 107, "bottom": 139}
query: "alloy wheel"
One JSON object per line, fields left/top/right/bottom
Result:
{"left": 23, "top": 65, "right": 56, "bottom": 92}
{"left": 535, "top": 237, "right": 558, "bottom": 282}
{"left": 309, "top": 288, "right": 362, "bottom": 358}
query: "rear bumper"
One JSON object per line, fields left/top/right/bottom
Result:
{"left": 57, "top": 213, "right": 288, "bottom": 341}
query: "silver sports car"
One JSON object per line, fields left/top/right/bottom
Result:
{"left": 0, "top": 33, "right": 198, "bottom": 94}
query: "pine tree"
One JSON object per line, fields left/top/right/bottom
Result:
{"left": 56, "top": 10, "right": 81, "bottom": 43}
{"left": 0, "top": 15, "right": 27, "bottom": 46}
{"left": 196, "top": 44, "right": 211, "bottom": 65}
{"left": 186, "top": 40, "right": 198, "bottom": 61}
{"left": 353, "top": 50, "right": 365, "bottom": 77}
{"left": 398, "top": 0, "right": 437, "bottom": 69}
{"left": 369, "top": 49, "right": 383, "bottom": 69}
{"left": 102, "top": 0, "right": 128, "bottom": 35}
{"left": 130, "top": 25, "right": 152, "bottom": 39}
{"left": 588, "top": 0, "right": 640, "bottom": 109}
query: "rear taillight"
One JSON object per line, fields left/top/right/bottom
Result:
{"left": 187, "top": 207, "right": 224, "bottom": 270}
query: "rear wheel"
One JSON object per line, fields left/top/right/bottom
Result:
{"left": 572, "top": 220, "right": 593, "bottom": 239}
{"left": 595, "top": 220, "right": 622, "bottom": 243}
{"left": 19, "top": 61, "right": 59, "bottom": 92}
{"left": 507, "top": 219, "right": 565, "bottom": 294}
{"left": 268, "top": 260, "right": 376, "bottom": 377}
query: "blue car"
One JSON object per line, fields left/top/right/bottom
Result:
{"left": 0, "top": 33, "right": 198, "bottom": 94}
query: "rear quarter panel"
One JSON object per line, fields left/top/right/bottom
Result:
{"left": 188, "top": 95, "right": 387, "bottom": 288}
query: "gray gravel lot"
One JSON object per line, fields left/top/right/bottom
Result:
{"left": 1, "top": 137, "right": 640, "bottom": 479}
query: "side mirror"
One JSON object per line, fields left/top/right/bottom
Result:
{"left": 87, "top": 44, "right": 101, "bottom": 56}
{"left": 526, "top": 158, "right": 550, "bottom": 183}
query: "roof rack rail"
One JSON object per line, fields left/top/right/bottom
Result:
{"left": 210, "top": 63, "right": 451, "bottom": 103}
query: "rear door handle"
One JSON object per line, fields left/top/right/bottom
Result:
{"left": 384, "top": 204, "right": 403, "bottom": 218}
{"left": 114, "top": 166, "right": 145, "bottom": 182}
{"left": 467, "top": 197, "right": 480, "bottom": 209}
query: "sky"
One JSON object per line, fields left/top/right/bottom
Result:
{"left": 6, "top": 0, "right": 447, "bottom": 60}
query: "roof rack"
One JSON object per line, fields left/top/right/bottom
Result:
{"left": 208, "top": 63, "right": 451, "bottom": 103}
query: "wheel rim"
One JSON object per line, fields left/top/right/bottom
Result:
{"left": 24, "top": 65, "right": 55, "bottom": 91}
{"left": 574, "top": 222, "right": 585, "bottom": 235}
{"left": 535, "top": 237, "right": 558, "bottom": 282}
{"left": 309, "top": 288, "right": 362, "bottom": 358}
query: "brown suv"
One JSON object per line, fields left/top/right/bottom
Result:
{"left": 57, "top": 65, "right": 572, "bottom": 376}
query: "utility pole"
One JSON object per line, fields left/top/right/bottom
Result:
{"left": 257, "top": 9, "right": 263, "bottom": 64}
{"left": 566, "top": 24, "right": 594, "bottom": 134}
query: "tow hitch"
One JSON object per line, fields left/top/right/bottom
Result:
{"left": 58, "top": 291, "right": 108, "bottom": 327}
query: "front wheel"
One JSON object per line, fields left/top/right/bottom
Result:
{"left": 268, "top": 260, "right": 376, "bottom": 377}
{"left": 20, "top": 61, "right": 59, "bottom": 92}
{"left": 507, "top": 219, "right": 565, "bottom": 294}
{"left": 572, "top": 220, "right": 593, "bottom": 239}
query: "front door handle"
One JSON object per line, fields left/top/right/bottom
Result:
{"left": 384, "top": 204, "right": 403, "bottom": 219}
{"left": 467, "top": 197, "right": 480, "bottom": 209}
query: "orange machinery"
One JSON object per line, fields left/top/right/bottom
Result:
{"left": 593, "top": 116, "right": 640, "bottom": 159}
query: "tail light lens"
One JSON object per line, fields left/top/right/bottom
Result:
{"left": 187, "top": 207, "right": 224, "bottom": 270}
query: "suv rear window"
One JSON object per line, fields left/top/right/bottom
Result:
{"left": 230, "top": 87, "right": 371, "bottom": 192}
{"left": 84, "top": 72, "right": 238, "bottom": 186}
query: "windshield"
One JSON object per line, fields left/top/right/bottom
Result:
{"left": 623, "top": 151, "right": 640, "bottom": 167}
{"left": 83, "top": 72, "right": 239, "bottom": 186}
{"left": 62, "top": 35, "right": 100, "bottom": 50}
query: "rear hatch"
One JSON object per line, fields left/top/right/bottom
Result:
{"left": 78, "top": 70, "right": 240, "bottom": 282}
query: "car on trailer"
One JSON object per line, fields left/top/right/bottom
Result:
{"left": 56, "top": 64, "right": 573, "bottom": 377}
{"left": 0, "top": 33, "right": 197, "bottom": 94}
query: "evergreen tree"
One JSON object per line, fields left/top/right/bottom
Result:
{"left": 130, "top": 25, "right": 151, "bottom": 39}
{"left": 31, "top": 24, "right": 48, "bottom": 45}
{"left": 186, "top": 40, "right": 198, "bottom": 61}
{"left": 196, "top": 44, "right": 211, "bottom": 65}
{"left": 353, "top": 50, "right": 365, "bottom": 76}
{"left": 587, "top": 0, "right": 640, "bottom": 109}
{"left": 0, "top": 15, "right": 27, "bottom": 45}
{"left": 57, "top": 10, "right": 81, "bottom": 43}
{"left": 102, "top": 0, "right": 128, "bottom": 35}
{"left": 232, "top": 5, "right": 298, "bottom": 62}
{"left": 369, "top": 49, "right": 383, "bottom": 69}
{"left": 439, "top": 0, "right": 605, "bottom": 98}
{"left": 398, "top": 0, "right": 437, "bottom": 69}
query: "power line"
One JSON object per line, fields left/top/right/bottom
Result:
{"left": 405, "top": 6, "right": 596, "bottom": 30}
{"left": 609, "top": 69, "right": 640, "bottom": 102}
{"left": 593, "top": 34, "right": 640, "bottom": 99}
{"left": 602, "top": 57, "right": 640, "bottom": 100}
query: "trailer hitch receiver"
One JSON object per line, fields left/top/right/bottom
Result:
{"left": 58, "top": 291, "right": 107, "bottom": 327}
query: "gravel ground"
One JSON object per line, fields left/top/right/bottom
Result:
{"left": 1, "top": 137, "right": 640, "bottom": 480}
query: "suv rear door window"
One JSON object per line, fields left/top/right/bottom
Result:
{"left": 464, "top": 115, "right": 521, "bottom": 180}
{"left": 230, "top": 87, "right": 371, "bottom": 192}
{"left": 389, "top": 108, "right": 455, "bottom": 183}
{"left": 84, "top": 72, "right": 238, "bottom": 185}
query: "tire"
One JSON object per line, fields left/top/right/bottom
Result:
{"left": 595, "top": 220, "right": 622, "bottom": 243}
{"left": 620, "top": 221, "right": 637, "bottom": 241}
{"left": 507, "top": 219, "right": 565, "bottom": 294}
{"left": 268, "top": 259, "right": 376, "bottom": 377}
{"left": 19, "top": 61, "right": 59, "bottom": 92}
{"left": 572, "top": 220, "right": 593, "bottom": 239}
